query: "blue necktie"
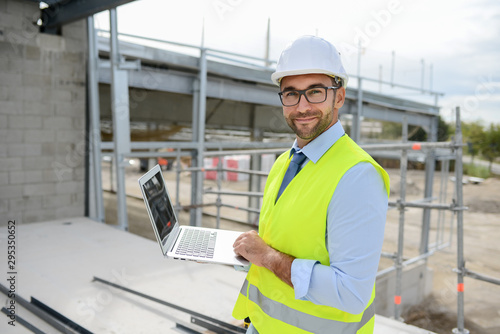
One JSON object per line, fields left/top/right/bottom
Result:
{"left": 276, "top": 151, "right": 307, "bottom": 202}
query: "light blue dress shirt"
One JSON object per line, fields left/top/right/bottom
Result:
{"left": 289, "top": 121, "right": 388, "bottom": 315}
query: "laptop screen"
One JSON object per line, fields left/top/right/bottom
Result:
{"left": 141, "top": 170, "right": 177, "bottom": 243}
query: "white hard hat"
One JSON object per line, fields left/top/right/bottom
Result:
{"left": 271, "top": 35, "right": 349, "bottom": 87}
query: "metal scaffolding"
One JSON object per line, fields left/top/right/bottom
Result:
{"left": 89, "top": 26, "right": 443, "bottom": 231}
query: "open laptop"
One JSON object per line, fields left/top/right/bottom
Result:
{"left": 138, "top": 164, "right": 249, "bottom": 267}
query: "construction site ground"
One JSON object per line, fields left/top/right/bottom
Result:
{"left": 103, "top": 161, "right": 500, "bottom": 334}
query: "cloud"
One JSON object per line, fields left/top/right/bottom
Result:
{"left": 441, "top": 90, "right": 500, "bottom": 125}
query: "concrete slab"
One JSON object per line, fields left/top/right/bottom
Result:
{"left": 374, "top": 315, "right": 436, "bottom": 334}
{"left": 0, "top": 218, "right": 435, "bottom": 333}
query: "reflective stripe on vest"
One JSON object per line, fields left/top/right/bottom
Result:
{"left": 239, "top": 279, "right": 375, "bottom": 334}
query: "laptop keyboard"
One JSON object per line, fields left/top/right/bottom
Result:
{"left": 175, "top": 229, "right": 217, "bottom": 259}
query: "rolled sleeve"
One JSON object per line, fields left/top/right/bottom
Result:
{"left": 291, "top": 259, "right": 319, "bottom": 300}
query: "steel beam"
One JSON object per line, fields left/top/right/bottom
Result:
{"left": 41, "top": 0, "right": 136, "bottom": 33}
{"left": 96, "top": 37, "right": 440, "bottom": 134}
{"left": 101, "top": 68, "right": 437, "bottom": 128}
{"left": 96, "top": 35, "right": 273, "bottom": 84}
{"left": 99, "top": 67, "right": 280, "bottom": 107}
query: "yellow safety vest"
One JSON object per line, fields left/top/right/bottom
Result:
{"left": 233, "top": 134, "right": 390, "bottom": 334}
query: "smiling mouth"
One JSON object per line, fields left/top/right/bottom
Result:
{"left": 294, "top": 116, "right": 317, "bottom": 124}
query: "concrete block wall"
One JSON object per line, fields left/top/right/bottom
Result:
{"left": 0, "top": 0, "right": 88, "bottom": 224}
{"left": 375, "top": 261, "right": 434, "bottom": 317}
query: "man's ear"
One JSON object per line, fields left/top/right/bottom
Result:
{"left": 335, "top": 87, "right": 346, "bottom": 109}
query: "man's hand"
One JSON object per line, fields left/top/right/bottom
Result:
{"left": 233, "top": 230, "right": 270, "bottom": 267}
{"left": 233, "top": 230, "right": 295, "bottom": 287}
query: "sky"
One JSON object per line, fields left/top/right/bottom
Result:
{"left": 94, "top": 0, "right": 500, "bottom": 126}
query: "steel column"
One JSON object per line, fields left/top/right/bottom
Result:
{"left": 190, "top": 78, "right": 200, "bottom": 226}
{"left": 264, "top": 18, "right": 271, "bottom": 68}
{"left": 109, "top": 8, "right": 131, "bottom": 230}
{"left": 248, "top": 125, "right": 263, "bottom": 225}
{"left": 435, "top": 159, "right": 450, "bottom": 249}
{"left": 394, "top": 117, "right": 408, "bottom": 320}
{"left": 420, "top": 116, "right": 438, "bottom": 254}
{"left": 86, "top": 16, "right": 104, "bottom": 223}
{"left": 353, "top": 81, "right": 363, "bottom": 142}
{"left": 453, "top": 107, "right": 469, "bottom": 334}
{"left": 190, "top": 42, "right": 208, "bottom": 227}
{"left": 352, "top": 41, "right": 363, "bottom": 142}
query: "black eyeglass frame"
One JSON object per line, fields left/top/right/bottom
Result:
{"left": 278, "top": 86, "right": 340, "bottom": 107}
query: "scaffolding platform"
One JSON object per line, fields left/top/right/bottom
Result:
{"left": 0, "top": 218, "right": 435, "bottom": 333}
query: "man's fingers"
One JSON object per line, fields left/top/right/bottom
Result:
{"left": 234, "top": 230, "right": 257, "bottom": 247}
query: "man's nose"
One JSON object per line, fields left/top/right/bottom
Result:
{"left": 296, "top": 93, "right": 312, "bottom": 111}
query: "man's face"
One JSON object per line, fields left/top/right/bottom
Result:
{"left": 280, "top": 73, "right": 345, "bottom": 147}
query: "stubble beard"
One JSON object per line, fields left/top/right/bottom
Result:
{"left": 286, "top": 96, "right": 336, "bottom": 142}
{"left": 286, "top": 90, "right": 337, "bottom": 142}
{"left": 286, "top": 110, "right": 333, "bottom": 141}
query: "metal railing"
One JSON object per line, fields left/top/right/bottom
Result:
{"left": 96, "top": 29, "right": 277, "bottom": 70}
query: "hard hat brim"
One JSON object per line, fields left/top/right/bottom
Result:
{"left": 271, "top": 68, "right": 349, "bottom": 87}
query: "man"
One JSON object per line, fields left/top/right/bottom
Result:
{"left": 232, "top": 35, "right": 390, "bottom": 334}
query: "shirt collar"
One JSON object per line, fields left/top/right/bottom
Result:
{"left": 290, "top": 121, "right": 346, "bottom": 164}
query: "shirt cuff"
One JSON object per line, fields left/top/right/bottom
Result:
{"left": 291, "top": 259, "right": 318, "bottom": 300}
{"left": 234, "top": 264, "right": 251, "bottom": 272}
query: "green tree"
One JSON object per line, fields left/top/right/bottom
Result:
{"left": 408, "top": 125, "right": 427, "bottom": 141}
{"left": 380, "top": 116, "right": 450, "bottom": 142}
{"left": 481, "top": 124, "right": 500, "bottom": 172}
{"left": 462, "top": 121, "right": 485, "bottom": 163}
{"left": 381, "top": 121, "right": 402, "bottom": 140}
{"left": 407, "top": 116, "right": 449, "bottom": 142}
{"left": 437, "top": 116, "right": 449, "bottom": 142}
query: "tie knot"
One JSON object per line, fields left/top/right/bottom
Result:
{"left": 291, "top": 151, "right": 306, "bottom": 165}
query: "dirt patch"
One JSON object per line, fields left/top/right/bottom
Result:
{"left": 462, "top": 178, "right": 500, "bottom": 213}
{"left": 389, "top": 177, "right": 423, "bottom": 196}
{"left": 466, "top": 198, "right": 500, "bottom": 213}
{"left": 402, "top": 295, "right": 489, "bottom": 334}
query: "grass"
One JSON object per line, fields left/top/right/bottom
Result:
{"left": 463, "top": 162, "right": 490, "bottom": 178}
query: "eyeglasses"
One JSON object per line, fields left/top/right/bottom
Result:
{"left": 278, "top": 86, "right": 339, "bottom": 107}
